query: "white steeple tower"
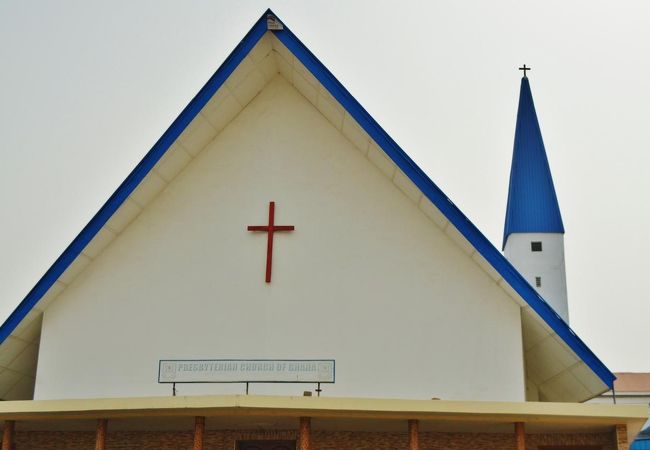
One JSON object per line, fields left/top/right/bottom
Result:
{"left": 503, "top": 72, "right": 569, "bottom": 323}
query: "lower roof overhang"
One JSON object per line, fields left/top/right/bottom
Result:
{"left": 0, "top": 395, "right": 646, "bottom": 441}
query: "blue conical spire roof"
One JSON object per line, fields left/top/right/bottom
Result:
{"left": 503, "top": 77, "right": 564, "bottom": 249}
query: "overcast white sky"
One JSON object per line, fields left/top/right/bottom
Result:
{"left": 1, "top": 1, "right": 649, "bottom": 372}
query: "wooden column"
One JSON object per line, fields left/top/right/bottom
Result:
{"left": 299, "top": 417, "right": 311, "bottom": 450}
{"left": 615, "top": 424, "right": 629, "bottom": 450}
{"left": 2, "top": 420, "right": 15, "bottom": 450}
{"left": 408, "top": 419, "right": 419, "bottom": 450}
{"left": 193, "top": 416, "right": 205, "bottom": 450}
{"left": 514, "top": 422, "right": 525, "bottom": 450}
{"left": 95, "top": 419, "right": 107, "bottom": 450}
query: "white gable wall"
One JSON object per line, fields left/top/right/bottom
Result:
{"left": 35, "top": 76, "right": 525, "bottom": 401}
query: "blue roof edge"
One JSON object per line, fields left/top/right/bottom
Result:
{"left": 273, "top": 19, "right": 614, "bottom": 389}
{"left": 0, "top": 11, "right": 269, "bottom": 344}
{"left": 0, "top": 10, "right": 615, "bottom": 390}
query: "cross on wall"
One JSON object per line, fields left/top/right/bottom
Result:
{"left": 247, "top": 201, "right": 295, "bottom": 283}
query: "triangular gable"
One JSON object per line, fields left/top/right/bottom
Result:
{"left": 0, "top": 10, "right": 614, "bottom": 401}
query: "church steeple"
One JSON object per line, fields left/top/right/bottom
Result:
{"left": 503, "top": 72, "right": 569, "bottom": 323}
{"left": 503, "top": 75, "right": 564, "bottom": 249}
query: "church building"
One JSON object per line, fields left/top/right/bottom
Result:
{"left": 0, "top": 10, "right": 645, "bottom": 450}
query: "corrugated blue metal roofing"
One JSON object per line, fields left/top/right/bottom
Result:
{"left": 632, "top": 439, "right": 650, "bottom": 450}
{"left": 503, "top": 77, "right": 564, "bottom": 249}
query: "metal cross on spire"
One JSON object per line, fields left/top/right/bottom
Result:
{"left": 519, "top": 64, "right": 531, "bottom": 78}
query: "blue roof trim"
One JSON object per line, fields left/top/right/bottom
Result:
{"left": 503, "top": 77, "right": 564, "bottom": 248}
{"left": 0, "top": 11, "right": 268, "bottom": 344}
{"left": 273, "top": 20, "right": 613, "bottom": 388}
{"left": 0, "top": 10, "right": 615, "bottom": 390}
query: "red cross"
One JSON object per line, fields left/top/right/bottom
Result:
{"left": 247, "top": 201, "right": 295, "bottom": 283}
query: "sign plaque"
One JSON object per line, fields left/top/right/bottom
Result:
{"left": 158, "top": 359, "right": 335, "bottom": 384}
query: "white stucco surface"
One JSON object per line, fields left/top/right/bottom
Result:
{"left": 504, "top": 233, "right": 569, "bottom": 323}
{"left": 35, "top": 76, "right": 525, "bottom": 401}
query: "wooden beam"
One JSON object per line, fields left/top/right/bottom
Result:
{"left": 2, "top": 420, "right": 14, "bottom": 450}
{"left": 193, "top": 416, "right": 205, "bottom": 450}
{"left": 408, "top": 419, "right": 419, "bottom": 450}
{"left": 95, "top": 418, "right": 107, "bottom": 450}
{"left": 615, "top": 424, "right": 628, "bottom": 450}
{"left": 299, "top": 416, "right": 311, "bottom": 450}
{"left": 514, "top": 421, "right": 525, "bottom": 450}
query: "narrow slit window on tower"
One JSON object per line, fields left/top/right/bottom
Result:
{"left": 535, "top": 276, "right": 542, "bottom": 287}
{"left": 531, "top": 241, "right": 542, "bottom": 252}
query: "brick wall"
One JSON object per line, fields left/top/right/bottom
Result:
{"left": 12, "top": 428, "right": 616, "bottom": 450}
{"left": 526, "top": 432, "right": 616, "bottom": 450}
